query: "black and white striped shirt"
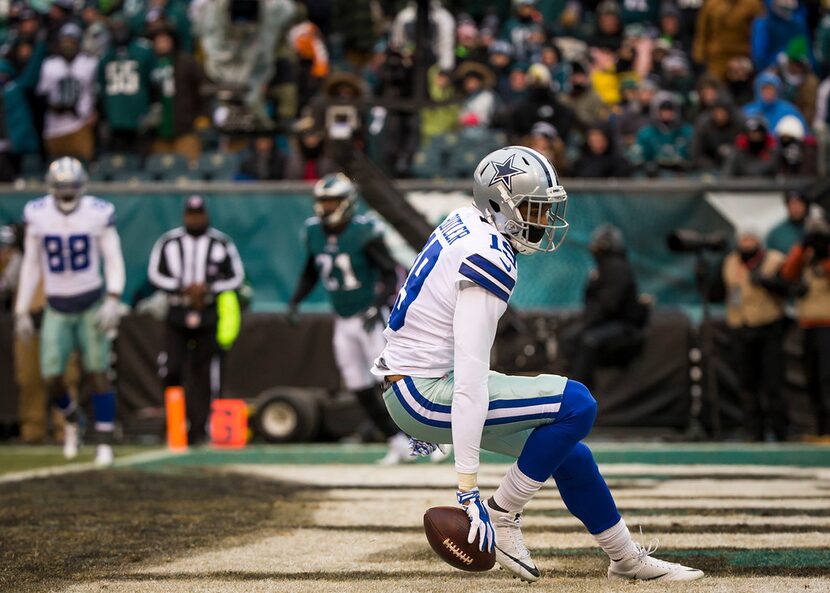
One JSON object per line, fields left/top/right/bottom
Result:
{"left": 148, "top": 227, "right": 244, "bottom": 313}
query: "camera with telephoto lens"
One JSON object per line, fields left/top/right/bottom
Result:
{"left": 667, "top": 229, "right": 729, "bottom": 253}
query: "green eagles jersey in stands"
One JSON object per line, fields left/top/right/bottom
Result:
{"left": 98, "top": 40, "right": 155, "bottom": 131}
{"left": 305, "top": 214, "right": 382, "bottom": 318}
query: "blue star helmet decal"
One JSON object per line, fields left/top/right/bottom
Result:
{"left": 487, "top": 154, "right": 526, "bottom": 193}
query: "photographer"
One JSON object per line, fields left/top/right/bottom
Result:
{"left": 562, "top": 225, "right": 649, "bottom": 391}
{"left": 780, "top": 216, "right": 830, "bottom": 438}
{"left": 720, "top": 230, "right": 791, "bottom": 441}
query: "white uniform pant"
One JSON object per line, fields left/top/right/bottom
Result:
{"left": 333, "top": 314, "right": 386, "bottom": 391}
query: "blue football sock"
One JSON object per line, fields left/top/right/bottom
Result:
{"left": 552, "top": 442, "right": 621, "bottom": 534}
{"left": 515, "top": 380, "right": 620, "bottom": 534}
{"left": 54, "top": 393, "right": 79, "bottom": 423}
{"left": 92, "top": 392, "right": 116, "bottom": 440}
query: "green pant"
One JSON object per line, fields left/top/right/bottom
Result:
{"left": 383, "top": 372, "right": 568, "bottom": 458}
{"left": 40, "top": 303, "right": 110, "bottom": 377}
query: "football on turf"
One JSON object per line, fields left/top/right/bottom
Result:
{"left": 423, "top": 506, "right": 496, "bottom": 572}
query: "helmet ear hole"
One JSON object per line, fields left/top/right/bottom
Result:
{"left": 488, "top": 199, "right": 501, "bottom": 213}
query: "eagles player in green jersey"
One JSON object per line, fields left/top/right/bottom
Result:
{"left": 289, "top": 173, "right": 411, "bottom": 463}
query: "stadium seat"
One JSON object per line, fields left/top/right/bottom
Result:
{"left": 19, "top": 154, "right": 44, "bottom": 182}
{"left": 90, "top": 153, "right": 142, "bottom": 182}
{"left": 145, "top": 153, "right": 192, "bottom": 181}
{"left": 193, "top": 151, "right": 241, "bottom": 181}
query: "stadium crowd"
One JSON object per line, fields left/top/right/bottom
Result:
{"left": 0, "top": 0, "right": 828, "bottom": 181}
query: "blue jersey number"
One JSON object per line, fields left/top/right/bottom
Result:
{"left": 388, "top": 235, "right": 443, "bottom": 331}
{"left": 490, "top": 234, "right": 516, "bottom": 271}
{"left": 43, "top": 234, "right": 91, "bottom": 273}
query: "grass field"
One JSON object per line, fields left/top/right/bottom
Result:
{"left": 2, "top": 442, "right": 829, "bottom": 593}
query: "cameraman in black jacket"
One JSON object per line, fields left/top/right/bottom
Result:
{"left": 564, "top": 225, "right": 649, "bottom": 390}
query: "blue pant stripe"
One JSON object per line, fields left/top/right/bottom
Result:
{"left": 392, "top": 382, "right": 452, "bottom": 429}
{"left": 403, "top": 377, "right": 453, "bottom": 413}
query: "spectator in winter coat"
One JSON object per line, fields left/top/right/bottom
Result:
{"left": 559, "top": 61, "right": 609, "bottom": 134}
{"left": 455, "top": 61, "right": 496, "bottom": 129}
{"left": 501, "top": 0, "right": 545, "bottom": 63}
{"left": 743, "top": 71, "right": 808, "bottom": 132}
{"left": 751, "top": 0, "right": 812, "bottom": 71}
{"left": 692, "top": 93, "right": 744, "bottom": 172}
{"left": 588, "top": 1, "right": 624, "bottom": 51}
{"left": 632, "top": 91, "right": 693, "bottom": 176}
{"left": 487, "top": 40, "right": 514, "bottom": 99}
{"left": 390, "top": 1, "right": 455, "bottom": 72}
{"left": 725, "top": 115, "right": 779, "bottom": 176}
{"left": 772, "top": 38, "right": 819, "bottom": 124}
{"left": 767, "top": 190, "right": 810, "bottom": 254}
{"left": 146, "top": 24, "right": 208, "bottom": 160}
{"left": 726, "top": 56, "right": 757, "bottom": 106}
{"left": 613, "top": 78, "right": 656, "bottom": 150}
{"left": 775, "top": 114, "right": 817, "bottom": 176}
{"left": 572, "top": 123, "right": 631, "bottom": 178}
{"left": 37, "top": 23, "right": 98, "bottom": 161}
{"left": 511, "top": 63, "right": 574, "bottom": 142}
{"left": 521, "top": 121, "right": 568, "bottom": 175}
{"left": 237, "top": 136, "right": 287, "bottom": 180}
{"left": 420, "top": 66, "right": 459, "bottom": 144}
{"left": 693, "top": 0, "right": 763, "bottom": 80}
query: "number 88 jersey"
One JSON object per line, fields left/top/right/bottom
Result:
{"left": 23, "top": 195, "right": 115, "bottom": 299}
{"left": 304, "top": 214, "right": 382, "bottom": 318}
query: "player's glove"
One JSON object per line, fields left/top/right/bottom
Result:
{"left": 409, "top": 438, "right": 438, "bottom": 457}
{"left": 96, "top": 295, "right": 123, "bottom": 332}
{"left": 361, "top": 305, "right": 384, "bottom": 333}
{"left": 14, "top": 313, "right": 35, "bottom": 340}
{"left": 457, "top": 487, "right": 495, "bottom": 553}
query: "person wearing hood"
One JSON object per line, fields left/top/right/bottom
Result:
{"left": 36, "top": 23, "right": 99, "bottom": 162}
{"left": 725, "top": 115, "right": 779, "bottom": 176}
{"left": 725, "top": 56, "right": 756, "bottom": 106}
{"left": 487, "top": 40, "right": 515, "bottom": 99}
{"left": 588, "top": 1, "right": 624, "bottom": 51}
{"left": 560, "top": 61, "right": 609, "bottom": 134}
{"left": 751, "top": 0, "right": 812, "bottom": 71}
{"left": 563, "top": 225, "right": 649, "bottom": 391}
{"left": 455, "top": 61, "right": 497, "bottom": 129}
{"left": 420, "top": 65, "right": 459, "bottom": 143}
{"left": 501, "top": 0, "right": 545, "bottom": 63}
{"left": 771, "top": 37, "right": 819, "bottom": 123}
{"left": 720, "top": 229, "right": 790, "bottom": 441}
{"left": 613, "top": 77, "right": 655, "bottom": 150}
{"left": 692, "top": 92, "right": 744, "bottom": 172}
{"left": 693, "top": 0, "right": 763, "bottom": 80}
{"left": 521, "top": 120, "right": 568, "bottom": 174}
{"left": 743, "top": 71, "right": 808, "bottom": 131}
{"left": 767, "top": 190, "right": 810, "bottom": 254}
{"left": 510, "top": 63, "right": 574, "bottom": 142}
{"left": 97, "top": 18, "right": 155, "bottom": 154}
{"left": 632, "top": 91, "right": 693, "bottom": 176}
{"left": 572, "top": 123, "right": 631, "bottom": 177}
{"left": 774, "top": 114, "right": 817, "bottom": 176}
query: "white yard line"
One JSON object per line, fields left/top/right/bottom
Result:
{"left": 0, "top": 448, "right": 180, "bottom": 484}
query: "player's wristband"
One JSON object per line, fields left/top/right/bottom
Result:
{"left": 457, "top": 472, "right": 478, "bottom": 492}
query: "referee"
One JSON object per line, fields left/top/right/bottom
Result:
{"left": 148, "top": 196, "right": 245, "bottom": 443}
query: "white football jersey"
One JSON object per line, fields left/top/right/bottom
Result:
{"left": 375, "top": 206, "right": 518, "bottom": 377}
{"left": 23, "top": 195, "right": 115, "bottom": 298}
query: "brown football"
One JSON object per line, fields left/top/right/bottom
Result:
{"left": 423, "top": 506, "right": 496, "bottom": 572}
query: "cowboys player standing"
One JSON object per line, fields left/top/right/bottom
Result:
{"left": 15, "top": 158, "right": 125, "bottom": 466}
{"left": 372, "top": 147, "right": 704, "bottom": 581}
{"left": 289, "top": 173, "right": 414, "bottom": 464}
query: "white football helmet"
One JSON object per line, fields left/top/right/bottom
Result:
{"left": 313, "top": 172, "right": 356, "bottom": 228}
{"left": 46, "top": 157, "right": 87, "bottom": 213}
{"left": 472, "top": 146, "right": 568, "bottom": 255}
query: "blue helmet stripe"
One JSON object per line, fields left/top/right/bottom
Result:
{"left": 514, "top": 146, "right": 553, "bottom": 188}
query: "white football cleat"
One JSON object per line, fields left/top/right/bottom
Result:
{"left": 486, "top": 498, "right": 541, "bottom": 582}
{"left": 608, "top": 540, "right": 704, "bottom": 581}
{"left": 430, "top": 444, "right": 452, "bottom": 463}
{"left": 378, "top": 432, "right": 414, "bottom": 465}
{"left": 63, "top": 423, "right": 79, "bottom": 460}
{"left": 94, "top": 444, "right": 114, "bottom": 467}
